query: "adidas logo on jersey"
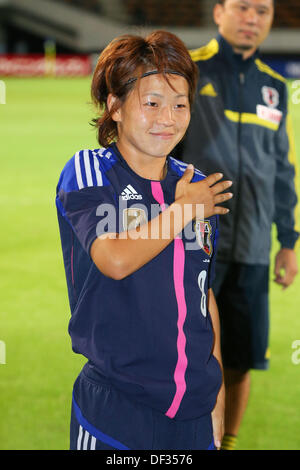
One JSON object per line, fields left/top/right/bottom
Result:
{"left": 121, "top": 184, "right": 143, "bottom": 201}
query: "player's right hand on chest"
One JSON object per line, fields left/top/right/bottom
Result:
{"left": 175, "top": 164, "right": 233, "bottom": 218}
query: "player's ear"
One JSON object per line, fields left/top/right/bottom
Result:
{"left": 107, "top": 93, "right": 122, "bottom": 122}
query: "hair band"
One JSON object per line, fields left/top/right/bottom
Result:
{"left": 125, "top": 70, "right": 186, "bottom": 86}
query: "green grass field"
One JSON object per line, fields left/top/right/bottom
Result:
{"left": 0, "top": 77, "right": 300, "bottom": 450}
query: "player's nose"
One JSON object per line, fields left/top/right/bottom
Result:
{"left": 156, "top": 105, "right": 175, "bottom": 125}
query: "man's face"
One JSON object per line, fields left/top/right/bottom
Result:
{"left": 214, "top": 0, "right": 274, "bottom": 58}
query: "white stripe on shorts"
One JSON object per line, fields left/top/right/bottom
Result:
{"left": 90, "top": 436, "right": 96, "bottom": 450}
{"left": 77, "top": 426, "right": 97, "bottom": 450}
{"left": 83, "top": 430, "right": 90, "bottom": 450}
{"left": 77, "top": 425, "right": 83, "bottom": 450}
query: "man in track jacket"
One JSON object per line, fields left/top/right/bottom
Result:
{"left": 176, "top": 0, "right": 299, "bottom": 449}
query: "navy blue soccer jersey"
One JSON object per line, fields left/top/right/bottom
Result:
{"left": 56, "top": 143, "right": 222, "bottom": 421}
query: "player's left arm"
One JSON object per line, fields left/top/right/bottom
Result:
{"left": 208, "top": 288, "right": 225, "bottom": 450}
{"left": 273, "top": 84, "right": 299, "bottom": 289}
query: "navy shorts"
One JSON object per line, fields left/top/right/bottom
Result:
{"left": 70, "top": 363, "right": 216, "bottom": 450}
{"left": 213, "top": 262, "right": 270, "bottom": 371}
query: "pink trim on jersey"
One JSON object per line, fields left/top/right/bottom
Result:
{"left": 150, "top": 181, "right": 188, "bottom": 419}
{"left": 165, "top": 236, "right": 187, "bottom": 418}
{"left": 150, "top": 181, "right": 166, "bottom": 212}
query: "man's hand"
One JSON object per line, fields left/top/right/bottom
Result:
{"left": 274, "top": 248, "right": 298, "bottom": 289}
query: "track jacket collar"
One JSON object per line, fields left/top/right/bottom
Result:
{"left": 217, "top": 34, "right": 259, "bottom": 73}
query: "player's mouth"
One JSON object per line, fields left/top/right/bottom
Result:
{"left": 150, "top": 132, "right": 175, "bottom": 140}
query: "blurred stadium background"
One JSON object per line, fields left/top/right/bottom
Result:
{"left": 0, "top": 0, "right": 300, "bottom": 450}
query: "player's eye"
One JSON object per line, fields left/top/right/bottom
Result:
{"left": 144, "top": 101, "right": 158, "bottom": 107}
{"left": 175, "top": 103, "right": 187, "bottom": 109}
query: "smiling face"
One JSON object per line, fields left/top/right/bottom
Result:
{"left": 109, "top": 73, "right": 190, "bottom": 176}
{"left": 214, "top": 0, "right": 274, "bottom": 59}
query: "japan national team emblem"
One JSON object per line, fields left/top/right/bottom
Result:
{"left": 262, "top": 86, "right": 279, "bottom": 108}
{"left": 123, "top": 208, "right": 147, "bottom": 231}
{"left": 194, "top": 219, "right": 213, "bottom": 256}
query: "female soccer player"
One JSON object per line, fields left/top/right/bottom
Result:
{"left": 56, "top": 30, "right": 232, "bottom": 450}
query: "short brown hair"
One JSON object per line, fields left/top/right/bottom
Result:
{"left": 217, "top": 0, "right": 274, "bottom": 5}
{"left": 91, "top": 30, "right": 198, "bottom": 148}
